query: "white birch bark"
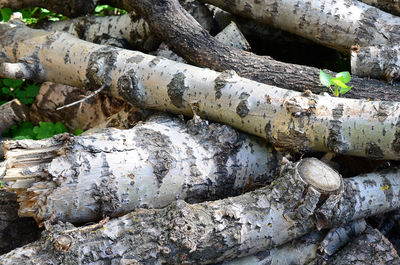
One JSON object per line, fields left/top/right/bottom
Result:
{"left": 351, "top": 44, "right": 400, "bottom": 83}
{"left": 198, "top": 0, "right": 400, "bottom": 53}
{"left": 2, "top": 21, "right": 400, "bottom": 159}
{"left": 1, "top": 158, "right": 399, "bottom": 264}
{"left": 2, "top": 114, "right": 280, "bottom": 224}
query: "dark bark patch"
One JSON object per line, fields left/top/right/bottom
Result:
{"left": 167, "top": 72, "right": 188, "bottom": 109}
{"left": 127, "top": 54, "right": 145, "bottom": 64}
{"left": 214, "top": 70, "right": 235, "bottom": 100}
{"left": 391, "top": 120, "right": 400, "bottom": 153}
{"left": 236, "top": 92, "right": 250, "bottom": 118}
{"left": 86, "top": 46, "right": 118, "bottom": 87}
{"left": 264, "top": 121, "right": 273, "bottom": 142}
{"left": 365, "top": 142, "right": 384, "bottom": 159}
{"left": 149, "top": 57, "right": 161, "bottom": 68}
{"left": 64, "top": 49, "right": 71, "bottom": 64}
{"left": 117, "top": 69, "right": 145, "bottom": 106}
{"left": 327, "top": 104, "right": 349, "bottom": 153}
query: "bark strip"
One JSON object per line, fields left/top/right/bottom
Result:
{"left": 3, "top": 114, "right": 280, "bottom": 224}
{"left": 1, "top": 158, "right": 400, "bottom": 264}
{"left": 2, "top": 21, "right": 400, "bottom": 158}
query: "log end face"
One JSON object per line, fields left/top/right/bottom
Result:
{"left": 297, "top": 158, "right": 342, "bottom": 193}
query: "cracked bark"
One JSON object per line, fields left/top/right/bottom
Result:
{"left": 3, "top": 21, "right": 400, "bottom": 158}
{"left": 3, "top": 114, "right": 280, "bottom": 224}
{"left": 1, "top": 158, "right": 400, "bottom": 264}
{"left": 359, "top": 0, "right": 400, "bottom": 16}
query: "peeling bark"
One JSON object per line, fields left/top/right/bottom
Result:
{"left": 327, "top": 226, "right": 400, "bottom": 264}
{"left": 215, "top": 219, "right": 367, "bottom": 265}
{"left": 3, "top": 21, "right": 400, "bottom": 158}
{"left": 107, "top": 0, "right": 400, "bottom": 102}
{"left": 1, "top": 158, "right": 400, "bottom": 264}
{"left": 351, "top": 44, "right": 400, "bottom": 84}
{"left": 0, "top": 99, "right": 29, "bottom": 134}
{"left": 3, "top": 114, "right": 280, "bottom": 224}
{"left": 359, "top": 0, "right": 400, "bottom": 16}
{"left": 197, "top": 0, "right": 400, "bottom": 54}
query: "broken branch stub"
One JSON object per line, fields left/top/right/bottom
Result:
{"left": 2, "top": 158, "right": 400, "bottom": 264}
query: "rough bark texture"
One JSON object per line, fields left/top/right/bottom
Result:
{"left": 327, "top": 226, "right": 400, "bottom": 264}
{"left": 0, "top": 0, "right": 98, "bottom": 17}
{"left": 360, "top": 0, "right": 400, "bottom": 16}
{"left": 3, "top": 114, "right": 280, "bottom": 224}
{"left": 197, "top": 0, "right": 400, "bottom": 54}
{"left": 30, "top": 82, "right": 143, "bottom": 131}
{"left": 351, "top": 44, "right": 400, "bottom": 83}
{"left": 1, "top": 158, "right": 400, "bottom": 264}
{"left": 0, "top": 99, "right": 29, "bottom": 134}
{"left": 106, "top": 0, "right": 400, "bottom": 102}
{"left": 0, "top": 189, "right": 40, "bottom": 255}
{"left": 215, "top": 219, "right": 367, "bottom": 265}
{"left": 3, "top": 22, "right": 400, "bottom": 158}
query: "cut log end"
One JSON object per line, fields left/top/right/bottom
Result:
{"left": 297, "top": 158, "right": 342, "bottom": 193}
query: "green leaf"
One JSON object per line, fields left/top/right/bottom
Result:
{"left": 33, "top": 121, "right": 55, "bottom": 139}
{"left": 25, "top": 83, "right": 40, "bottom": 97}
{"left": 54, "top": 122, "right": 67, "bottom": 134}
{"left": 95, "top": 5, "right": 113, "bottom": 13}
{"left": 0, "top": 8, "right": 12, "bottom": 22}
{"left": 3, "top": 78, "right": 24, "bottom": 88}
{"left": 339, "top": 86, "right": 353, "bottom": 94}
{"left": 331, "top": 78, "right": 349, "bottom": 89}
{"left": 74, "top": 128, "right": 84, "bottom": 136}
{"left": 1, "top": 87, "right": 11, "bottom": 94}
{"left": 335, "top": 71, "right": 351, "bottom": 84}
{"left": 319, "top": 70, "right": 332, "bottom": 87}
{"left": 9, "top": 121, "right": 36, "bottom": 139}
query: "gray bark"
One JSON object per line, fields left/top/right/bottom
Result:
{"left": 3, "top": 114, "right": 280, "bottom": 224}
{"left": 1, "top": 158, "right": 400, "bottom": 264}
{"left": 351, "top": 44, "right": 400, "bottom": 84}
{"left": 327, "top": 226, "right": 400, "bottom": 264}
{"left": 0, "top": 99, "right": 29, "bottom": 134}
{"left": 3, "top": 21, "right": 400, "bottom": 159}
{"left": 197, "top": 0, "right": 400, "bottom": 54}
{"left": 359, "top": 0, "right": 400, "bottom": 16}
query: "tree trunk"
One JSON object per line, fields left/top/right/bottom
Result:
{"left": 359, "top": 0, "right": 400, "bottom": 16}
{"left": 3, "top": 21, "right": 400, "bottom": 158}
{"left": 197, "top": 0, "right": 400, "bottom": 54}
{"left": 3, "top": 113, "right": 280, "bottom": 224}
{"left": 1, "top": 158, "right": 400, "bottom": 264}
{"left": 351, "top": 44, "right": 400, "bottom": 84}
{"left": 107, "top": 0, "right": 400, "bottom": 102}
{"left": 0, "top": 99, "right": 29, "bottom": 134}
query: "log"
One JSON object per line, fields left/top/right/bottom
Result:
{"left": 351, "top": 44, "right": 400, "bottom": 84}
{"left": 3, "top": 21, "right": 400, "bottom": 159}
{"left": 1, "top": 158, "right": 400, "bottom": 264}
{"left": 326, "top": 226, "right": 400, "bottom": 264}
{"left": 107, "top": 0, "right": 400, "bottom": 102}
{"left": 359, "top": 0, "right": 400, "bottom": 16}
{"left": 215, "top": 219, "right": 367, "bottom": 265}
{"left": 0, "top": 99, "right": 29, "bottom": 135}
{"left": 197, "top": 0, "right": 400, "bottom": 54}
{"left": 3, "top": 114, "right": 281, "bottom": 224}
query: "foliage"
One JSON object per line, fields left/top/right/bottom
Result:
{"left": 3, "top": 121, "right": 69, "bottom": 140}
{"left": 0, "top": 78, "right": 40, "bottom": 105}
{"left": 95, "top": 5, "right": 128, "bottom": 16}
{"left": 319, "top": 70, "right": 352, "bottom": 97}
{"left": 0, "top": 7, "right": 67, "bottom": 24}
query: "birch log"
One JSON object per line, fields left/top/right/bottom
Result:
{"left": 351, "top": 44, "right": 400, "bottom": 83}
{"left": 109, "top": 0, "right": 400, "bottom": 102}
{"left": 0, "top": 99, "right": 29, "bottom": 134}
{"left": 327, "top": 226, "right": 400, "bottom": 264}
{"left": 359, "top": 0, "right": 400, "bottom": 16}
{"left": 3, "top": 21, "right": 400, "bottom": 159}
{"left": 2, "top": 158, "right": 400, "bottom": 264}
{"left": 3, "top": 114, "right": 280, "bottom": 224}
{"left": 197, "top": 0, "right": 400, "bottom": 54}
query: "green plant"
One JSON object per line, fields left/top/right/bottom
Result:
{"left": 3, "top": 121, "right": 70, "bottom": 140}
{"left": 0, "top": 78, "right": 40, "bottom": 105}
{"left": 319, "top": 70, "right": 352, "bottom": 97}
{"left": 0, "top": 7, "right": 67, "bottom": 24}
{"left": 94, "top": 5, "right": 128, "bottom": 16}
